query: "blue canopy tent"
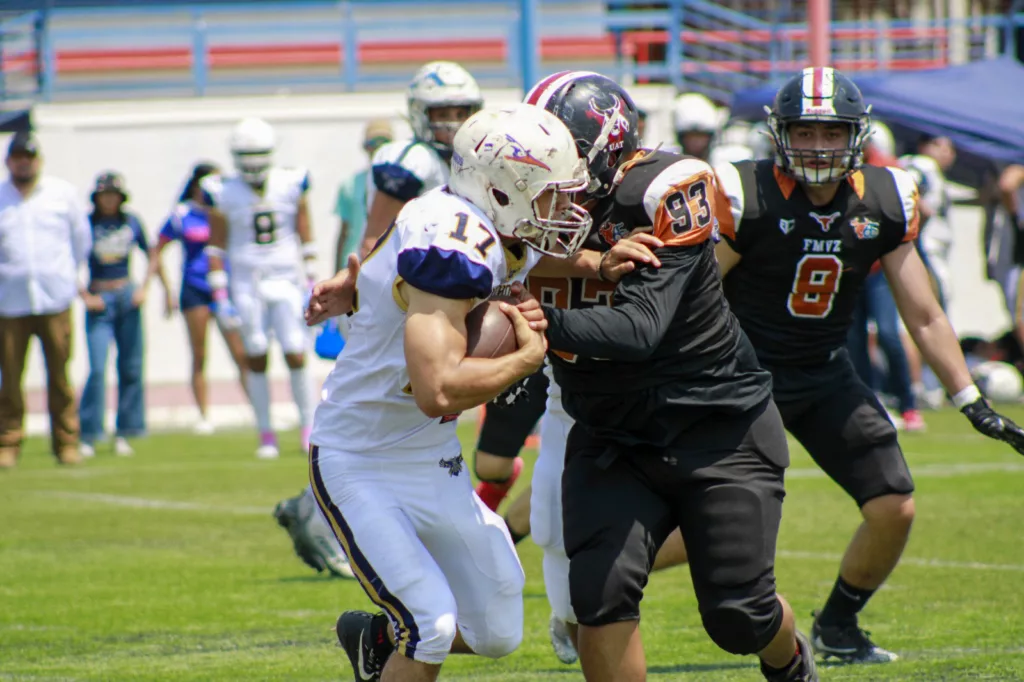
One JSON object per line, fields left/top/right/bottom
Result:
{"left": 730, "top": 57, "right": 1024, "bottom": 185}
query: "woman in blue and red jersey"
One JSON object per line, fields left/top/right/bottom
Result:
{"left": 150, "top": 163, "right": 249, "bottom": 434}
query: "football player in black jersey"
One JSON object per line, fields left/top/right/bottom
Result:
{"left": 526, "top": 71, "right": 817, "bottom": 682}
{"left": 713, "top": 66, "right": 1024, "bottom": 664}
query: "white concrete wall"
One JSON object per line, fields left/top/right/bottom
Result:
{"left": 2, "top": 84, "right": 1008, "bottom": 399}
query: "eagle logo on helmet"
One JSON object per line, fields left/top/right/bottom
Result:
{"left": 585, "top": 95, "right": 631, "bottom": 151}
{"left": 502, "top": 134, "right": 551, "bottom": 171}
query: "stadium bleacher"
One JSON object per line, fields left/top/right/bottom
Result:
{"left": 2, "top": 0, "right": 1021, "bottom": 105}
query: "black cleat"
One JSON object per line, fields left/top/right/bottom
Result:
{"left": 335, "top": 610, "right": 391, "bottom": 681}
{"left": 761, "top": 629, "right": 819, "bottom": 681}
{"left": 811, "top": 610, "right": 898, "bottom": 664}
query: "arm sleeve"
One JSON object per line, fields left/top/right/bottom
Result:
{"left": 158, "top": 211, "right": 179, "bottom": 244}
{"left": 883, "top": 166, "right": 922, "bottom": 251}
{"left": 372, "top": 161, "right": 425, "bottom": 202}
{"left": 395, "top": 207, "right": 496, "bottom": 300}
{"left": 372, "top": 144, "right": 432, "bottom": 202}
{"left": 543, "top": 246, "right": 700, "bottom": 362}
{"left": 712, "top": 161, "right": 747, "bottom": 250}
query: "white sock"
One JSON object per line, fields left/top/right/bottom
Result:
{"left": 289, "top": 366, "right": 313, "bottom": 429}
{"left": 247, "top": 371, "right": 273, "bottom": 433}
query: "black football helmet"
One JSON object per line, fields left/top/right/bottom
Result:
{"left": 767, "top": 66, "right": 871, "bottom": 185}
{"left": 524, "top": 71, "right": 640, "bottom": 201}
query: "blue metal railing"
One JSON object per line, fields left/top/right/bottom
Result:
{"left": 2, "top": 0, "right": 1022, "bottom": 105}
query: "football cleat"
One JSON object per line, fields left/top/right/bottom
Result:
{"left": 811, "top": 611, "right": 898, "bottom": 664}
{"left": 273, "top": 490, "right": 355, "bottom": 578}
{"left": 336, "top": 610, "right": 390, "bottom": 682}
{"left": 762, "top": 629, "right": 818, "bottom": 681}
{"left": 548, "top": 613, "right": 578, "bottom": 665}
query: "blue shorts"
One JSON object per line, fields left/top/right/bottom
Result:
{"left": 180, "top": 281, "right": 214, "bottom": 311}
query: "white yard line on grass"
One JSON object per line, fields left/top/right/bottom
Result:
{"left": 34, "top": 491, "right": 1024, "bottom": 574}
{"left": 786, "top": 460, "right": 1024, "bottom": 479}
{"left": 42, "top": 491, "right": 267, "bottom": 515}
{"left": 777, "top": 550, "right": 1024, "bottom": 573}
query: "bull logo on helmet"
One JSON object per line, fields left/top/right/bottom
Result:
{"left": 585, "top": 95, "right": 631, "bottom": 152}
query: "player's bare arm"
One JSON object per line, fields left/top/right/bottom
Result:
{"left": 403, "top": 284, "right": 546, "bottom": 419}
{"left": 361, "top": 192, "right": 406, "bottom": 259}
{"left": 881, "top": 242, "right": 972, "bottom": 393}
{"left": 999, "top": 164, "right": 1024, "bottom": 216}
{"left": 884, "top": 241, "right": 1024, "bottom": 453}
{"left": 714, "top": 239, "right": 742, "bottom": 277}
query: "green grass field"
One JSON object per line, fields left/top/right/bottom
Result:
{"left": 3, "top": 408, "right": 1024, "bottom": 681}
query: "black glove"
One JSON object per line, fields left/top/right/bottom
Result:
{"left": 962, "top": 397, "right": 1024, "bottom": 455}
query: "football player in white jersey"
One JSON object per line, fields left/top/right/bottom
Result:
{"left": 899, "top": 135, "right": 957, "bottom": 305}
{"left": 359, "top": 60, "right": 483, "bottom": 259}
{"left": 273, "top": 60, "right": 482, "bottom": 578}
{"left": 204, "top": 117, "right": 318, "bottom": 460}
{"left": 313, "top": 104, "right": 590, "bottom": 682}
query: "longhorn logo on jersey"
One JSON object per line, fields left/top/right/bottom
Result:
{"left": 585, "top": 94, "right": 631, "bottom": 152}
{"left": 850, "top": 216, "right": 880, "bottom": 240}
{"left": 599, "top": 220, "right": 628, "bottom": 245}
{"left": 809, "top": 210, "right": 842, "bottom": 233}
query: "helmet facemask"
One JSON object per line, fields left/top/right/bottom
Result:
{"left": 420, "top": 104, "right": 482, "bottom": 160}
{"left": 507, "top": 170, "right": 592, "bottom": 258}
{"left": 407, "top": 62, "right": 484, "bottom": 162}
{"left": 233, "top": 150, "right": 272, "bottom": 186}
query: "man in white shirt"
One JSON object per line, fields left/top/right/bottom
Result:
{"left": 0, "top": 132, "right": 92, "bottom": 468}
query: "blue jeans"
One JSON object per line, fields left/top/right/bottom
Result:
{"left": 79, "top": 284, "right": 145, "bottom": 442}
{"left": 848, "top": 271, "right": 916, "bottom": 412}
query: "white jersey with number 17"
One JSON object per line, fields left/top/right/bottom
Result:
{"left": 311, "top": 187, "right": 540, "bottom": 460}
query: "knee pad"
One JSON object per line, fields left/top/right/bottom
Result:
{"left": 700, "top": 590, "right": 783, "bottom": 656}
{"left": 569, "top": 547, "right": 646, "bottom": 626}
{"left": 466, "top": 628, "right": 522, "bottom": 659}
{"left": 407, "top": 611, "right": 457, "bottom": 664}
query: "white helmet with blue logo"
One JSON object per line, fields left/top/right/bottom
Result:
{"left": 407, "top": 61, "right": 483, "bottom": 159}
{"left": 448, "top": 104, "right": 592, "bottom": 258}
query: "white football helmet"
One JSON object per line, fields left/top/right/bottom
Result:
{"left": 407, "top": 61, "right": 483, "bottom": 158}
{"left": 449, "top": 104, "right": 592, "bottom": 258}
{"left": 869, "top": 120, "right": 896, "bottom": 159}
{"left": 229, "top": 117, "right": 275, "bottom": 186}
{"left": 673, "top": 92, "right": 721, "bottom": 134}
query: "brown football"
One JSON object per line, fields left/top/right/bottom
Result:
{"left": 465, "top": 295, "right": 519, "bottom": 359}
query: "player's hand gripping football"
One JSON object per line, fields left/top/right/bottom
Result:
{"left": 305, "top": 254, "right": 360, "bottom": 326}
{"left": 962, "top": 397, "right": 1024, "bottom": 454}
{"left": 600, "top": 230, "right": 664, "bottom": 283}
{"left": 499, "top": 300, "right": 547, "bottom": 377}
{"left": 508, "top": 282, "right": 547, "bottom": 332}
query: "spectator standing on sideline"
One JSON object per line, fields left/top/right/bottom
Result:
{"left": 0, "top": 132, "right": 91, "bottom": 468}
{"left": 79, "top": 172, "right": 169, "bottom": 458}
{"left": 333, "top": 119, "right": 393, "bottom": 270}
{"left": 150, "top": 163, "right": 250, "bottom": 435}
